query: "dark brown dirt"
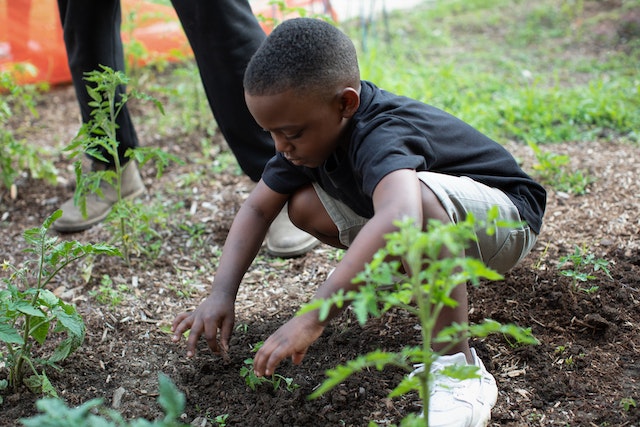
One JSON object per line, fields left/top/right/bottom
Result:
{"left": 1, "top": 4, "right": 639, "bottom": 426}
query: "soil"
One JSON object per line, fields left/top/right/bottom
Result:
{"left": 2, "top": 7, "right": 640, "bottom": 427}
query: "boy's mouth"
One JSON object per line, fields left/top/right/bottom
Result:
{"left": 284, "top": 154, "right": 301, "bottom": 163}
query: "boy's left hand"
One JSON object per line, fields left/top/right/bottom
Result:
{"left": 253, "top": 312, "right": 324, "bottom": 377}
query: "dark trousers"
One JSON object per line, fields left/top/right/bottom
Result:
{"left": 56, "top": 0, "right": 274, "bottom": 182}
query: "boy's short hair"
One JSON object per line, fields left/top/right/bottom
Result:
{"left": 244, "top": 17, "right": 360, "bottom": 97}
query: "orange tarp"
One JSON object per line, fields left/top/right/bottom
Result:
{"left": 0, "top": 0, "right": 336, "bottom": 86}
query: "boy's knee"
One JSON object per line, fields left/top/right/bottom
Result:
{"left": 287, "top": 185, "right": 320, "bottom": 228}
{"left": 420, "top": 182, "right": 450, "bottom": 225}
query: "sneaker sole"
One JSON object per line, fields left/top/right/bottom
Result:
{"left": 266, "top": 236, "right": 320, "bottom": 258}
{"left": 52, "top": 187, "right": 146, "bottom": 233}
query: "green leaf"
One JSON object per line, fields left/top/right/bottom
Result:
{"left": 388, "top": 375, "right": 420, "bottom": 398}
{"left": 38, "top": 289, "right": 59, "bottom": 307}
{"left": 23, "top": 371, "right": 58, "bottom": 397}
{"left": 310, "top": 350, "right": 409, "bottom": 399}
{"left": 53, "top": 303, "right": 85, "bottom": 339}
{"left": 21, "top": 397, "right": 107, "bottom": 427}
{"left": 0, "top": 322, "right": 24, "bottom": 344}
{"left": 157, "top": 373, "right": 185, "bottom": 420}
{"left": 30, "top": 318, "right": 51, "bottom": 345}
{"left": 40, "top": 371, "right": 59, "bottom": 398}
{"left": 439, "top": 363, "right": 480, "bottom": 381}
{"left": 15, "top": 301, "right": 46, "bottom": 317}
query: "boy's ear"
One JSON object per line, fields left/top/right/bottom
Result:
{"left": 339, "top": 87, "right": 360, "bottom": 118}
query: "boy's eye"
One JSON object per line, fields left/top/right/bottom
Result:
{"left": 284, "top": 131, "right": 303, "bottom": 140}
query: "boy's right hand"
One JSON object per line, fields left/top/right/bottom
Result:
{"left": 171, "top": 293, "right": 235, "bottom": 358}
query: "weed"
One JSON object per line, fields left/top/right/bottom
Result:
{"left": 20, "top": 373, "right": 189, "bottom": 426}
{"left": 526, "top": 410, "right": 544, "bottom": 422}
{"left": 211, "top": 150, "right": 242, "bottom": 176}
{"left": 0, "top": 210, "right": 120, "bottom": 396}
{"left": 528, "top": 141, "right": 593, "bottom": 195}
{"left": 557, "top": 245, "right": 612, "bottom": 293}
{"left": 0, "top": 72, "right": 58, "bottom": 193}
{"left": 533, "top": 242, "right": 550, "bottom": 270}
{"left": 619, "top": 397, "right": 637, "bottom": 412}
{"left": 89, "top": 274, "right": 130, "bottom": 307}
{"left": 299, "top": 214, "right": 537, "bottom": 423}
{"left": 151, "top": 63, "right": 215, "bottom": 136}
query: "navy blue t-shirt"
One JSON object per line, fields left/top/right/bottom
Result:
{"left": 262, "top": 81, "right": 546, "bottom": 234}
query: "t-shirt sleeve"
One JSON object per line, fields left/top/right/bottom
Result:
{"left": 261, "top": 152, "right": 313, "bottom": 195}
{"left": 353, "top": 119, "right": 429, "bottom": 198}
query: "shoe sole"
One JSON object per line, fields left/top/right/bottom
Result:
{"left": 266, "top": 236, "right": 320, "bottom": 258}
{"left": 52, "top": 187, "right": 146, "bottom": 233}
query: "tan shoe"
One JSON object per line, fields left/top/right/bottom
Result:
{"left": 266, "top": 204, "right": 319, "bottom": 257}
{"left": 52, "top": 161, "right": 145, "bottom": 233}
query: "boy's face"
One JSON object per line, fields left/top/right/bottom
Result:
{"left": 245, "top": 87, "right": 358, "bottom": 168}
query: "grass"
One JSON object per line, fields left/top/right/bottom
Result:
{"left": 339, "top": 0, "right": 640, "bottom": 145}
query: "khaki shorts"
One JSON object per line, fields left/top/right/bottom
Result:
{"left": 312, "top": 171, "right": 537, "bottom": 274}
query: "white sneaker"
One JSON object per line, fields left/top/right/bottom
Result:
{"left": 410, "top": 348, "right": 498, "bottom": 427}
{"left": 265, "top": 203, "right": 319, "bottom": 258}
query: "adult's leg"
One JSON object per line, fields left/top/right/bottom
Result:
{"left": 54, "top": 0, "right": 144, "bottom": 232}
{"left": 171, "top": 0, "right": 318, "bottom": 256}
{"left": 57, "top": 0, "right": 138, "bottom": 166}
{"left": 170, "top": 0, "right": 272, "bottom": 182}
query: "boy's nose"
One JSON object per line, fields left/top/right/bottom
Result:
{"left": 274, "top": 137, "right": 292, "bottom": 153}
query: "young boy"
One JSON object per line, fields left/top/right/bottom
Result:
{"left": 172, "top": 17, "right": 546, "bottom": 425}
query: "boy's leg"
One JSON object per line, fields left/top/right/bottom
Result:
{"left": 170, "top": 0, "right": 318, "bottom": 257}
{"left": 53, "top": 0, "right": 145, "bottom": 232}
{"left": 415, "top": 172, "right": 539, "bottom": 425}
{"left": 287, "top": 184, "right": 344, "bottom": 249}
{"left": 417, "top": 171, "right": 537, "bottom": 274}
{"left": 308, "top": 176, "right": 504, "bottom": 424}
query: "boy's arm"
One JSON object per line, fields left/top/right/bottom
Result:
{"left": 172, "top": 180, "right": 288, "bottom": 357}
{"left": 253, "top": 169, "right": 424, "bottom": 376}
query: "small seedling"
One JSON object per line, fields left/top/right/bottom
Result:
{"left": 620, "top": 397, "right": 637, "bottom": 412}
{"left": 299, "top": 213, "right": 538, "bottom": 424}
{"left": 235, "top": 323, "right": 249, "bottom": 333}
{"left": 239, "top": 342, "right": 299, "bottom": 392}
{"left": 211, "top": 413, "right": 229, "bottom": 427}
{"left": 0, "top": 210, "right": 120, "bottom": 396}
{"left": 557, "top": 245, "right": 612, "bottom": 293}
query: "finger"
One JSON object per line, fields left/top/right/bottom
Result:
{"left": 185, "top": 318, "right": 206, "bottom": 357}
{"left": 171, "top": 313, "right": 193, "bottom": 342}
{"left": 219, "top": 318, "right": 234, "bottom": 354}
{"left": 203, "top": 320, "right": 221, "bottom": 355}
{"left": 291, "top": 348, "right": 308, "bottom": 365}
{"left": 264, "top": 345, "right": 290, "bottom": 376}
{"left": 171, "top": 312, "right": 191, "bottom": 333}
{"left": 253, "top": 340, "right": 274, "bottom": 376}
